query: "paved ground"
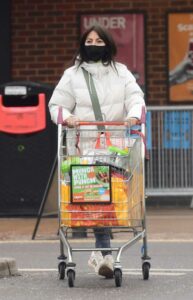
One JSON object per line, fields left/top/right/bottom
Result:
{"left": 1, "top": 207, "right": 193, "bottom": 299}
{"left": 1, "top": 240, "right": 193, "bottom": 300}
{"left": 0, "top": 207, "right": 193, "bottom": 241}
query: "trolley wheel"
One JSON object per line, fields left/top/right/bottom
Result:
{"left": 114, "top": 269, "right": 122, "bottom": 287}
{"left": 67, "top": 269, "right": 75, "bottom": 287}
{"left": 58, "top": 262, "right": 66, "bottom": 280}
{"left": 142, "top": 262, "right": 150, "bottom": 280}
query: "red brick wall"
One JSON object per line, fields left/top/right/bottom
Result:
{"left": 11, "top": 0, "right": 193, "bottom": 104}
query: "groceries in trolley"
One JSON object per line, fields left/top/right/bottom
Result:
{"left": 60, "top": 147, "right": 140, "bottom": 227}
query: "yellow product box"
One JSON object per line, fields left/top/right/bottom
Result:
{"left": 60, "top": 176, "right": 140, "bottom": 228}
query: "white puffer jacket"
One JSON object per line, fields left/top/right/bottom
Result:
{"left": 48, "top": 61, "right": 145, "bottom": 124}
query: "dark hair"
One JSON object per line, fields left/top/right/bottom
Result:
{"left": 74, "top": 25, "right": 117, "bottom": 67}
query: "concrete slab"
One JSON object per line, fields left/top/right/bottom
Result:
{"left": 0, "top": 258, "right": 19, "bottom": 278}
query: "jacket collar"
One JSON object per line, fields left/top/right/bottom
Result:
{"left": 76, "top": 60, "right": 111, "bottom": 78}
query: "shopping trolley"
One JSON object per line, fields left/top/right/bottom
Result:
{"left": 57, "top": 114, "right": 151, "bottom": 287}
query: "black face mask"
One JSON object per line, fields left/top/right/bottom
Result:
{"left": 84, "top": 45, "right": 107, "bottom": 62}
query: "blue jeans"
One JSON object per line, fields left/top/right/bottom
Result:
{"left": 93, "top": 228, "right": 112, "bottom": 256}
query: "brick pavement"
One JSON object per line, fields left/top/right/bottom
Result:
{"left": 0, "top": 207, "right": 193, "bottom": 241}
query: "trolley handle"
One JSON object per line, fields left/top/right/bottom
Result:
{"left": 57, "top": 106, "right": 145, "bottom": 126}
{"left": 61, "top": 120, "right": 141, "bottom": 127}
{"left": 71, "top": 121, "right": 128, "bottom": 126}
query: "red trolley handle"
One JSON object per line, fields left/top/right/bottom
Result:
{"left": 57, "top": 106, "right": 145, "bottom": 126}
{"left": 61, "top": 120, "right": 142, "bottom": 127}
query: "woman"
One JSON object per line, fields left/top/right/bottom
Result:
{"left": 49, "top": 25, "right": 145, "bottom": 278}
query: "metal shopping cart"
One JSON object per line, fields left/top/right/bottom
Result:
{"left": 57, "top": 118, "right": 151, "bottom": 288}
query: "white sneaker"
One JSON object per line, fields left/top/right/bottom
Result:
{"left": 88, "top": 251, "right": 104, "bottom": 273}
{"left": 98, "top": 254, "right": 114, "bottom": 278}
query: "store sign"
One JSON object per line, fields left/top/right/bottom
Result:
{"left": 168, "top": 12, "right": 193, "bottom": 102}
{"left": 80, "top": 13, "right": 146, "bottom": 91}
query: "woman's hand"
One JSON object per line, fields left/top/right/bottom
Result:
{"left": 65, "top": 116, "right": 80, "bottom": 127}
{"left": 125, "top": 118, "right": 139, "bottom": 127}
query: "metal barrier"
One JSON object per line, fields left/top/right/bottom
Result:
{"left": 145, "top": 106, "right": 193, "bottom": 207}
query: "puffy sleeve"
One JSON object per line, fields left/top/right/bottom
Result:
{"left": 123, "top": 66, "right": 146, "bottom": 120}
{"left": 48, "top": 68, "right": 76, "bottom": 124}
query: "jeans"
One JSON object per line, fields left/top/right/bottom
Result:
{"left": 93, "top": 228, "right": 112, "bottom": 256}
